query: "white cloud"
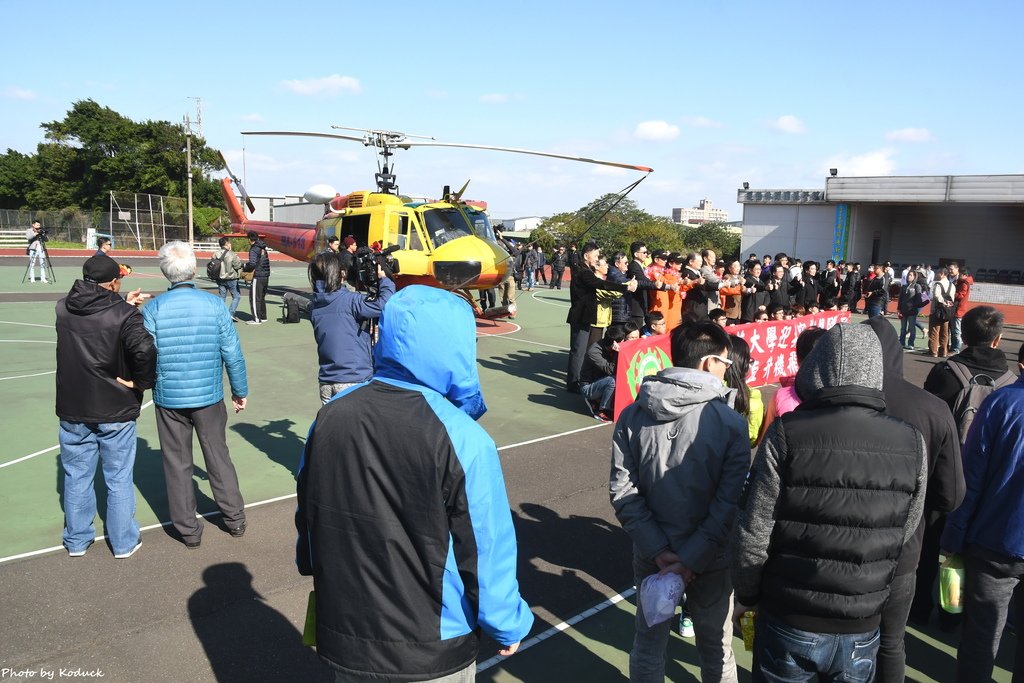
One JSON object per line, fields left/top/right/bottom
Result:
{"left": 823, "top": 149, "right": 896, "bottom": 177}
{"left": 281, "top": 74, "right": 361, "bottom": 96}
{"left": 240, "top": 113, "right": 264, "bottom": 122}
{"left": 633, "top": 120, "right": 680, "bottom": 141}
{"left": 885, "top": 127, "right": 933, "bottom": 143}
{"left": 4, "top": 87, "right": 37, "bottom": 100}
{"left": 480, "top": 93, "right": 509, "bottom": 104}
{"left": 769, "top": 115, "right": 805, "bottom": 134}
{"left": 681, "top": 115, "right": 723, "bottom": 128}
{"left": 591, "top": 165, "right": 628, "bottom": 176}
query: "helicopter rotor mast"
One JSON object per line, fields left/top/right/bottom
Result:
{"left": 329, "top": 126, "right": 436, "bottom": 195}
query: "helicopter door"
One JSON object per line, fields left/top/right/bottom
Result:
{"left": 340, "top": 213, "right": 371, "bottom": 249}
{"left": 387, "top": 212, "right": 426, "bottom": 252}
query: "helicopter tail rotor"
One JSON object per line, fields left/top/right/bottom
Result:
{"left": 218, "top": 151, "right": 257, "bottom": 214}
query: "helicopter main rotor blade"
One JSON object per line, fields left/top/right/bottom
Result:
{"left": 400, "top": 141, "right": 653, "bottom": 173}
{"left": 241, "top": 131, "right": 374, "bottom": 145}
{"left": 218, "top": 151, "right": 257, "bottom": 214}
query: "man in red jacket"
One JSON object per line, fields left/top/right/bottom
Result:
{"left": 949, "top": 263, "right": 973, "bottom": 353}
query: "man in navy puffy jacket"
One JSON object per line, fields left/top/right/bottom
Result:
{"left": 143, "top": 241, "right": 249, "bottom": 548}
{"left": 296, "top": 286, "right": 533, "bottom": 680}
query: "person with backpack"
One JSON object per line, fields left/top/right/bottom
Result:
{"left": 924, "top": 305, "right": 1015, "bottom": 439}
{"left": 927, "top": 268, "right": 956, "bottom": 357}
{"left": 211, "top": 237, "right": 243, "bottom": 322}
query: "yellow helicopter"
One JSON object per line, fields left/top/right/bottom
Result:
{"left": 220, "top": 127, "right": 652, "bottom": 316}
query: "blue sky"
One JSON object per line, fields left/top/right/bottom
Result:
{"left": 3, "top": 1, "right": 1021, "bottom": 221}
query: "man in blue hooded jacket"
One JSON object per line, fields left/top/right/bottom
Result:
{"left": 941, "top": 341, "right": 1024, "bottom": 682}
{"left": 296, "top": 285, "right": 533, "bottom": 681}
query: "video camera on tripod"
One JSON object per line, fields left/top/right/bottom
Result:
{"left": 30, "top": 227, "right": 49, "bottom": 244}
{"left": 354, "top": 243, "right": 400, "bottom": 299}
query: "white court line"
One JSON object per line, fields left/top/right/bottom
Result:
{"left": 477, "top": 587, "right": 636, "bottom": 672}
{"left": 484, "top": 335, "right": 569, "bottom": 351}
{"left": 0, "top": 370, "right": 55, "bottom": 381}
{"left": 0, "top": 400, "right": 154, "bottom": 470}
{"left": 0, "top": 320, "right": 53, "bottom": 328}
{"left": 530, "top": 290, "right": 571, "bottom": 308}
{"left": 0, "top": 420, "right": 610, "bottom": 564}
{"left": 0, "top": 493, "right": 299, "bottom": 565}
{"left": 477, "top": 322, "right": 522, "bottom": 338}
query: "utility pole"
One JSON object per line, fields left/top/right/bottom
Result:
{"left": 185, "top": 124, "right": 194, "bottom": 245}
{"left": 183, "top": 97, "right": 201, "bottom": 246}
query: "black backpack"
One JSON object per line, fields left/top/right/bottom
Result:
{"left": 947, "top": 360, "right": 1015, "bottom": 444}
{"left": 206, "top": 255, "right": 221, "bottom": 280}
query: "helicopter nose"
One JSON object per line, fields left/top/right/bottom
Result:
{"left": 430, "top": 236, "right": 504, "bottom": 289}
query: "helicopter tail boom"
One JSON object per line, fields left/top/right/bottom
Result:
{"left": 221, "top": 178, "right": 248, "bottom": 225}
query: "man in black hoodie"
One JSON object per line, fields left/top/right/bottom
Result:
{"left": 862, "top": 317, "right": 965, "bottom": 682}
{"left": 923, "top": 305, "right": 1014, "bottom": 421}
{"left": 55, "top": 254, "right": 156, "bottom": 558}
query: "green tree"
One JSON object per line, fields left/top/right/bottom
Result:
{"left": 680, "top": 221, "right": 741, "bottom": 261}
{"left": 4, "top": 99, "right": 224, "bottom": 211}
{"left": 536, "top": 193, "right": 688, "bottom": 257}
{"left": 0, "top": 150, "right": 38, "bottom": 209}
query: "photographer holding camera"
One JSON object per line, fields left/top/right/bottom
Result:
{"left": 26, "top": 220, "right": 49, "bottom": 283}
{"left": 309, "top": 250, "right": 395, "bottom": 404}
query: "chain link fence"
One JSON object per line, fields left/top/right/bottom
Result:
{"left": 0, "top": 192, "right": 192, "bottom": 250}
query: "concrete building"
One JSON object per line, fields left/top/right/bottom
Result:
{"left": 739, "top": 174, "right": 1024, "bottom": 272}
{"left": 672, "top": 198, "right": 729, "bottom": 224}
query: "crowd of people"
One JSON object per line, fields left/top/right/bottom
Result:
{"left": 49, "top": 229, "right": 1020, "bottom": 682}
{"left": 611, "top": 309, "right": 1023, "bottom": 683}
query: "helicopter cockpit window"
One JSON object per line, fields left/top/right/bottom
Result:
{"left": 422, "top": 208, "right": 474, "bottom": 247}
{"left": 464, "top": 208, "right": 496, "bottom": 242}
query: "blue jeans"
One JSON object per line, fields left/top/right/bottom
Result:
{"left": 950, "top": 316, "right": 962, "bottom": 352}
{"left": 752, "top": 616, "right": 879, "bottom": 682}
{"left": 867, "top": 301, "right": 883, "bottom": 318}
{"left": 524, "top": 270, "right": 535, "bottom": 289}
{"left": 899, "top": 314, "right": 918, "bottom": 347}
{"left": 218, "top": 279, "right": 241, "bottom": 315}
{"left": 580, "top": 376, "right": 616, "bottom": 412}
{"left": 59, "top": 420, "right": 141, "bottom": 555}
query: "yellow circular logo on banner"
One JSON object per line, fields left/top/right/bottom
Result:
{"left": 627, "top": 346, "right": 672, "bottom": 398}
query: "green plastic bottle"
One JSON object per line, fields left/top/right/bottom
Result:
{"left": 939, "top": 555, "right": 965, "bottom": 614}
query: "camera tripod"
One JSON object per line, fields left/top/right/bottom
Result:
{"left": 22, "top": 239, "right": 56, "bottom": 285}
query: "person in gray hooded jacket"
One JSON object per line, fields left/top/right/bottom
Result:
{"left": 730, "top": 323, "right": 927, "bottom": 683}
{"left": 610, "top": 320, "right": 750, "bottom": 683}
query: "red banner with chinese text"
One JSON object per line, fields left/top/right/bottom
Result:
{"left": 611, "top": 312, "right": 851, "bottom": 420}
{"left": 729, "top": 312, "right": 850, "bottom": 387}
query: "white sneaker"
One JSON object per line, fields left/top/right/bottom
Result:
{"left": 67, "top": 548, "right": 87, "bottom": 558}
{"left": 246, "top": 320, "right": 263, "bottom": 325}
{"left": 114, "top": 541, "right": 142, "bottom": 559}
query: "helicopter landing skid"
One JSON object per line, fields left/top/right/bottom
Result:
{"left": 453, "top": 289, "right": 516, "bottom": 320}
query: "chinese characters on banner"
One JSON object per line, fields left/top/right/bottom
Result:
{"left": 612, "top": 312, "right": 851, "bottom": 420}
{"left": 729, "top": 312, "right": 850, "bottom": 387}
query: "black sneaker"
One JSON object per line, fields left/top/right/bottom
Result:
{"left": 184, "top": 538, "right": 201, "bottom": 549}
{"left": 228, "top": 522, "right": 247, "bottom": 538}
